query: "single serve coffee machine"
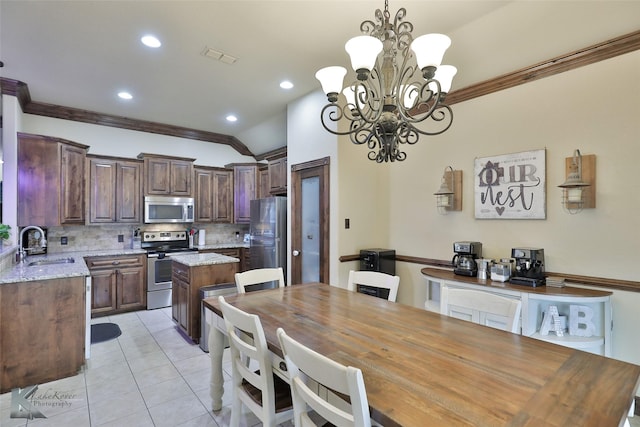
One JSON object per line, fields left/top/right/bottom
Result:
{"left": 452, "top": 241, "right": 482, "bottom": 277}
{"left": 510, "top": 247, "right": 546, "bottom": 287}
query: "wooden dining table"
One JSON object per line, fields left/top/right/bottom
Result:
{"left": 203, "top": 283, "right": 640, "bottom": 426}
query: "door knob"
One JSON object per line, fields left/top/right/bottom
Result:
{"left": 292, "top": 250, "right": 300, "bottom": 256}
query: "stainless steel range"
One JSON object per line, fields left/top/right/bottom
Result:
{"left": 143, "top": 230, "right": 196, "bottom": 310}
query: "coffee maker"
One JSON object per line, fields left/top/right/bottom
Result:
{"left": 510, "top": 247, "right": 546, "bottom": 287}
{"left": 452, "top": 241, "right": 482, "bottom": 277}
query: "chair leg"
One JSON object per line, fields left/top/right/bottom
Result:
{"left": 230, "top": 390, "right": 242, "bottom": 427}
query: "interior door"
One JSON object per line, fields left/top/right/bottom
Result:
{"left": 291, "top": 157, "right": 330, "bottom": 284}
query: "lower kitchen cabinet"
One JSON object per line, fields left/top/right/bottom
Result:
{"left": 86, "top": 254, "right": 146, "bottom": 317}
{"left": 172, "top": 258, "right": 237, "bottom": 342}
{"left": 0, "top": 277, "right": 85, "bottom": 393}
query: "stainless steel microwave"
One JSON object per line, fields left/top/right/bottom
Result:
{"left": 144, "top": 196, "right": 194, "bottom": 223}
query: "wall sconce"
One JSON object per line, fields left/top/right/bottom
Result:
{"left": 558, "top": 149, "right": 596, "bottom": 214}
{"left": 434, "top": 166, "right": 462, "bottom": 214}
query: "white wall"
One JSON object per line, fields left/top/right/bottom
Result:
{"left": 287, "top": 90, "right": 341, "bottom": 285}
{"left": 1, "top": 96, "right": 21, "bottom": 245}
{"left": 21, "top": 115, "right": 254, "bottom": 167}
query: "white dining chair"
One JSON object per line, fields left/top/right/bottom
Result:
{"left": 440, "top": 286, "right": 522, "bottom": 333}
{"left": 277, "top": 327, "right": 373, "bottom": 427}
{"left": 347, "top": 270, "right": 400, "bottom": 302}
{"left": 218, "top": 296, "right": 293, "bottom": 427}
{"left": 234, "top": 267, "right": 285, "bottom": 294}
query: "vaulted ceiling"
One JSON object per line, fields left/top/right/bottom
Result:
{"left": 2, "top": 1, "right": 639, "bottom": 157}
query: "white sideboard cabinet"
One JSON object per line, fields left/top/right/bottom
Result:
{"left": 421, "top": 268, "right": 612, "bottom": 357}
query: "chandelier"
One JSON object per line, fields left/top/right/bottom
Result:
{"left": 315, "top": 0, "right": 456, "bottom": 163}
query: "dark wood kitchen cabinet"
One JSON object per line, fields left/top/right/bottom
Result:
{"left": 194, "top": 166, "right": 234, "bottom": 223}
{"left": 258, "top": 165, "right": 269, "bottom": 199}
{"left": 268, "top": 156, "right": 287, "bottom": 195}
{"left": 229, "top": 163, "right": 258, "bottom": 224}
{"left": 172, "top": 259, "right": 237, "bottom": 342}
{"left": 86, "top": 254, "right": 146, "bottom": 317}
{"left": 139, "top": 153, "right": 195, "bottom": 196}
{"left": 18, "top": 132, "right": 88, "bottom": 226}
{"left": 87, "top": 155, "right": 142, "bottom": 223}
{"left": 0, "top": 276, "right": 85, "bottom": 393}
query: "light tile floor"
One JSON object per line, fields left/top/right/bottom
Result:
{"left": 0, "top": 308, "right": 282, "bottom": 427}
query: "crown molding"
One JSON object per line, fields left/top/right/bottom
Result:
{"left": 445, "top": 29, "right": 640, "bottom": 106}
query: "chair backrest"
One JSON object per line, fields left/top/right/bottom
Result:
{"left": 347, "top": 270, "right": 400, "bottom": 302}
{"left": 440, "top": 286, "right": 522, "bottom": 333}
{"left": 234, "top": 267, "right": 285, "bottom": 294}
{"left": 219, "top": 296, "right": 288, "bottom": 425}
{"left": 277, "top": 327, "right": 372, "bottom": 427}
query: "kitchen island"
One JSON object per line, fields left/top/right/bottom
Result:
{"left": 171, "top": 252, "right": 239, "bottom": 342}
{"left": 0, "top": 249, "right": 145, "bottom": 393}
{"left": 0, "top": 253, "right": 91, "bottom": 393}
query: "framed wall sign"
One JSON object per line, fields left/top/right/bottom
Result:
{"left": 474, "top": 149, "right": 546, "bottom": 219}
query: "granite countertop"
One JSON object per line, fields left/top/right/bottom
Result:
{"left": 0, "top": 248, "right": 147, "bottom": 284}
{"left": 0, "top": 243, "right": 245, "bottom": 284}
{"left": 171, "top": 252, "right": 240, "bottom": 267}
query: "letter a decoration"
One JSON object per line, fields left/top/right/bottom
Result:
{"left": 474, "top": 149, "right": 546, "bottom": 219}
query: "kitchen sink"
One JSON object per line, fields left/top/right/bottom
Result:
{"left": 28, "top": 257, "right": 76, "bottom": 266}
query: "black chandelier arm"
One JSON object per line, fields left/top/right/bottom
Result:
{"left": 349, "top": 78, "right": 384, "bottom": 125}
{"left": 392, "top": 9, "right": 414, "bottom": 51}
{"left": 361, "top": 8, "right": 384, "bottom": 38}
{"left": 319, "top": 103, "right": 382, "bottom": 137}
{"left": 396, "top": 79, "right": 442, "bottom": 124}
{"left": 372, "top": 127, "right": 408, "bottom": 163}
{"left": 407, "top": 104, "right": 454, "bottom": 136}
{"left": 396, "top": 122, "right": 420, "bottom": 145}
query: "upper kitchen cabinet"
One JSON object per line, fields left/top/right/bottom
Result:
{"left": 87, "top": 155, "right": 142, "bottom": 224}
{"left": 258, "top": 165, "right": 269, "bottom": 199}
{"left": 194, "top": 166, "right": 233, "bottom": 223}
{"left": 138, "top": 153, "right": 195, "bottom": 196}
{"left": 228, "top": 164, "right": 258, "bottom": 224}
{"left": 18, "top": 132, "right": 88, "bottom": 227}
{"left": 268, "top": 156, "right": 287, "bottom": 195}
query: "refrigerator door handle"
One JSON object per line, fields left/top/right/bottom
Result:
{"left": 292, "top": 250, "right": 300, "bottom": 256}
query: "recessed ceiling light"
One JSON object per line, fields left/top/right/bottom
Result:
{"left": 118, "top": 91, "right": 133, "bottom": 100}
{"left": 141, "top": 35, "right": 161, "bottom": 48}
{"left": 280, "top": 80, "right": 294, "bottom": 90}
{"left": 226, "top": 115, "right": 238, "bottom": 122}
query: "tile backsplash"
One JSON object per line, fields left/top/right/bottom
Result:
{"left": 47, "top": 223, "right": 249, "bottom": 253}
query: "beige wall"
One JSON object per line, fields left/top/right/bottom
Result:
{"left": 326, "top": 50, "right": 640, "bottom": 365}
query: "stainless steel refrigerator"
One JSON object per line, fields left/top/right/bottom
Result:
{"left": 249, "top": 197, "right": 287, "bottom": 274}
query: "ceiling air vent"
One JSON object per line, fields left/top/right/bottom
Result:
{"left": 201, "top": 47, "right": 238, "bottom": 65}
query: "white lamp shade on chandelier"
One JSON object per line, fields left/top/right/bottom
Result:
{"left": 315, "top": 1, "right": 457, "bottom": 163}
{"left": 345, "top": 36, "right": 383, "bottom": 73}
{"left": 315, "top": 66, "right": 347, "bottom": 100}
{"left": 432, "top": 65, "right": 458, "bottom": 93}
{"left": 411, "top": 33, "right": 452, "bottom": 71}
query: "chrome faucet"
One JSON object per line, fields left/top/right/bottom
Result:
{"left": 17, "top": 226, "right": 47, "bottom": 263}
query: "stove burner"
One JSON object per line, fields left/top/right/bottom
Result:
{"left": 141, "top": 230, "right": 192, "bottom": 255}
